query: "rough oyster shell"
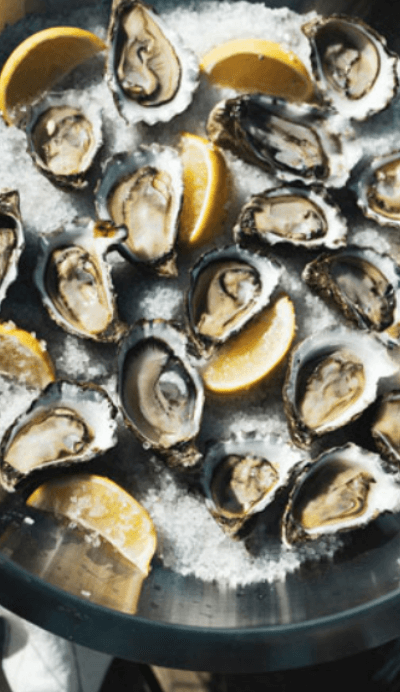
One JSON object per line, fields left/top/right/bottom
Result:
{"left": 302, "top": 15, "right": 398, "bottom": 121}
{"left": 95, "top": 145, "right": 183, "bottom": 277}
{"left": 282, "top": 443, "right": 400, "bottom": 545}
{"left": 118, "top": 319, "right": 204, "bottom": 467}
{"left": 0, "top": 189, "right": 24, "bottom": 308}
{"left": 303, "top": 245, "right": 400, "bottom": 334}
{"left": 106, "top": 0, "right": 198, "bottom": 125}
{"left": 371, "top": 391, "right": 400, "bottom": 467}
{"left": 206, "top": 94, "right": 346, "bottom": 186}
{"left": 234, "top": 183, "right": 348, "bottom": 250}
{"left": 25, "top": 91, "right": 103, "bottom": 190}
{"left": 34, "top": 217, "right": 127, "bottom": 342}
{"left": 187, "top": 244, "right": 282, "bottom": 354}
{"left": 356, "top": 150, "right": 400, "bottom": 227}
{"left": 283, "top": 326, "right": 396, "bottom": 447}
{"left": 202, "top": 433, "right": 304, "bottom": 536}
{"left": 0, "top": 380, "right": 118, "bottom": 492}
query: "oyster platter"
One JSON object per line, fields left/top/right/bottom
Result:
{"left": 2, "top": 0, "right": 400, "bottom": 596}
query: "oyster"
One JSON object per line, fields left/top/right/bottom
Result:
{"left": 106, "top": 0, "right": 198, "bottom": 125}
{"left": 0, "top": 189, "right": 24, "bottom": 308}
{"left": 356, "top": 151, "right": 400, "bottom": 227}
{"left": 202, "top": 434, "right": 304, "bottom": 536}
{"left": 35, "top": 217, "right": 127, "bottom": 342}
{"left": 371, "top": 391, "right": 400, "bottom": 467}
{"left": 118, "top": 319, "right": 204, "bottom": 467}
{"left": 187, "top": 245, "right": 282, "bottom": 353}
{"left": 25, "top": 92, "right": 103, "bottom": 190}
{"left": 0, "top": 380, "right": 118, "bottom": 492}
{"left": 206, "top": 94, "right": 345, "bottom": 186}
{"left": 302, "top": 15, "right": 398, "bottom": 121}
{"left": 283, "top": 326, "right": 396, "bottom": 447}
{"left": 95, "top": 145, "right": 182, "bottom": 277}
{"left": 303, "top": 246, "right": 400, "bottom": 333}
{"left": 282, "top": 443, "right": 400, "bottom": 545}
{"left": 234, "top": 183, "right": 348, "bottom": 250}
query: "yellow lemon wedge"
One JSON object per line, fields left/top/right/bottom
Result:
{"left": 26, "top": 474, "right": 157, "bottom": 575}
{"left": 0, "top": 322, "right": 55, "bottom": 389}
{"left": 202, "top": 294, "right": 296, "bottom": 393}
{"left": 179, "top": 132, "right": 230, "bottom": 247}
{"left": 200, "top": 38, "right": 314, "bottom": 102}
{"left": 0, "top": 27, "right": 106, "bottom": 125}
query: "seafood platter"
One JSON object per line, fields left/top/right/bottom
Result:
{"left": 2, "top": 0, "right": 400, "bottom": 673}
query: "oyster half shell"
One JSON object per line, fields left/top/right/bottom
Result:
{"left": 118, "top": 319, "right": 204, "bottom": 467}
{"left": 356, "top": 150, "right": 400, "bottom": 227}
{"left": 0, "top": 189, "right": 24, "bottom": 308}
{"left": 0, "top": 380, "right": 118, "bottom": 492}
{"left": 371, "top": 391, "right": 400, "bottom": 467}
{"left": 106, "top": 0, "right": 198, "bottom": 125}
{"left": 282, "top": 443, "right": 400, "bottom": 545}
{"left": 283, "top": 326, "right": 396, "bottom": 447}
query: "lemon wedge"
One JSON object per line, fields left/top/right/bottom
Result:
{"left": 202, "top": 294, "right": 296, "bottom": 393}
{"left": 0, "top": 322, "right": 55, "bottom": 389}
{"left": 0, "top": 27, "right": 106, "bottom": 125}
{"left": 179, "top": 132, "right": 230, "bottom": 247}
{"left": 27, "top": 474, "right": 157, "bottom": 575}
{"left": 200, "top": 38, "right": 314, "bottom": 102}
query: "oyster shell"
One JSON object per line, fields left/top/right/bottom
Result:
{"left": 95, "top": 145, "right": 182, "bottom": 277}
{"left": 302, "top": 15, "right": 398, "bottom": 121}
{"left": 187, "top": 244, "right": 282, "bottom": 353}
{"left": 356, "top": 150, "right": 400, "bottom": 227}
{"left": 35, "top": 217, "right": 127, "bottom": 342}
{"left": 0, "top": 380, "right": 118, "bottom": 492}
{"left": 118, "top": 319, "right": 204, "bottom": 467}
{"left": 25, "top": 91, "right": 103, "bottom": 190}
{"left": 282, "top": 443, "right": 400, "bottom": 545}
{"left": 234, "top": 183, "right": 348, "bottom": 250}
{"left": 106, "top": 0, "right": 198, "bottom": 125}
{"left": 303, "top": 246, "right": 400, "bottom": 333}
{"left": 0, "top": 189, "right": 24, "bottom": 308}
{"left": 283, "top": 326, "right": 396, "bottom": 447}
{"left": 206, "top": 94, "right": 345, "bottom": 186}
{"left": 202, "top": 434, "right": 304, "bottom": 536}
{"left": 371, "top": 391, "right": 400, "bottom": 467}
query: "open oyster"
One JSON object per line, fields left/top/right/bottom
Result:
{"left": 282, "top": 443, "right": 400, "bottom": 545}
{"left": 0, "top": 189, "right": 24, "bottom": 308}
{"left": 234, "top": 183, "right": 348, "bottom": 250}
{"left": 302, "top": 15, "right": 398, "bottom": 121}
{"left": 187, "top": 245, "right": 282, "bottom": 354}
{"left": 106, "top": 0, "right": 198, "bottom": 125}
{"left": 371, "top": 391, "right": 400, "bottom": 467}
{"left": 283, "top": 326, "right": 396, "bottom": 447}
{"left": 356, "top": 150, "right": 400, "bottom": 227}
{"left": 35, "top": 217, "right": 127, "bottom": 342}
{"left": 95, "top": 145, "right": 182, "bottom": 277}
{"left": 202, "top": 434, "right": 304, "bottom": 536}
{"left": 25, "top": 91, "right": 103, "bottom": 190}
{"left": 118, "top": 319, "right": 204, "bottom": 467}
{"left": 0, "top": 380, "right": 118, "bottom": 492}
{"left": 303, "top": 246, "right": 400, "bottom": 334}
{"left": 206, "top": 94, "right": 346, "bottom": 186}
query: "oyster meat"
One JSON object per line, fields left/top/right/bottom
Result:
{"left": 0, "top": 189, "right": 24, "bottom": 308}
{"left": 118, "top": 319, "right": 204, "bottom": 467}
{"left": 283, "top": 326, "right": 396, "bottom": 447}
{"left": 0, "top": 380, "right": 118, "bottom": 491}
{"left": 282, "top": 443, "right": 400, "bottom": 544}
{"left": 356, "top": 150, "right": 400, "bottom": 227}
{"left": 106, "top": 0, "right": 198, "bottom": 125}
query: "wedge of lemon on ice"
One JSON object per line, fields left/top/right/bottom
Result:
{"left": 0, "top": 27, "right": 106, "bottom": 124}
{"left": 27, "top": 474, "right": 157, "bottom": 575}
{"left": 200, "top": 38, "right": 314, "bottom": 101}
{"left": 0, "top": 322, "right": 55, "bottom": 389}
{"left": 202, "top": 294, "right": 296, "bottom": 393}
{"left": 179, "top": 132, "right": 230, "bottom": 247}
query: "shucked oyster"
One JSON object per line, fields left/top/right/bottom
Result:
{"left": 234, "top": 184, "right": 348, "bottom": 250}
{"left": 356, "top": 151, "right": 400, "bottom": 227}
{"left": 118, "top": 319, "right": 204, "bottom": 467}
{"left": 283, "top": 326, "right": 396, "bottom": 447}
{"left": 302, "top": 15, "right": 398, "bottom": 121}
{"left": 202, "top": 434, "right": 303, "bottom": 536}
{"left": 0, "top": 380, "right": 118, "bottom": 492}
{"left": 95, "top": 145, "right": 182, "bottom": 277}
{"left": 282, "top": 443, "right": 400, "bottom": 545}
{"left": 106, "top": 0, "right": 198, "bottom": 125}
{"left": 187, "top": 245, "right": 281, "bottom": 353}
{"left": 0, "top": 189, "right": 24, "bottom": 308}
{"left": 371, "top": 391, "right": 400, "bottom": 467}
{"left": 35, "top": 217, "right": 127, "bottom": 342}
